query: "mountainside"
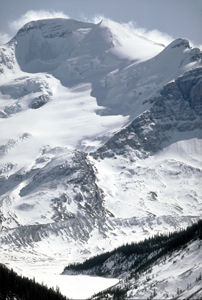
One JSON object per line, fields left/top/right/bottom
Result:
{"left": 0, "top": 17, "right": 202, "bottom": 298}
{"left": 64, "top": 220, "right": 202, "bottom": 276}
{"left": 87, "top": 221, "right": 202, "bottom": 300}
{"left": 94, "top": 67, "right": 202, "bottom": 159}
{"left": 91, "top": 67, "right": 202, "bottom": 224}
{"left": 93, "top": 38, "right": 202, "bottom": 116}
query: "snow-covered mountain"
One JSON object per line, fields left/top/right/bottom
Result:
{"left": 0, "top": 17, "right": 201, "bottom": 298}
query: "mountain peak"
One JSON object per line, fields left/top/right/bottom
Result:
{"left": 15, "top": 18, "right": 96, "bottom": 39}
{"left": 169, "top": 38, "right": 190, "bottom": 49}
{"left": 8, "top": 17, "right": 115, "bottom": 76}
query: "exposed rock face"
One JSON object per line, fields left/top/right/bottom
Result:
{"left": 93, "top": 68, "right": 202, "bottom": 159}
{"left": 0, "top": 146, "right": 107, "bottom": 229}
{"left": 0, "top": 44, "right": 19, "bottom": 75}
{"left": 0, "top": 146, "right": 112, "bottom": 248}
{"left": 0, "top": 75, "right": 53, "bottom": 116}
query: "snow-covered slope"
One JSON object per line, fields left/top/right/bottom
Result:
{"left": 92, "top": 68, "right": 202, "bottom": 222}
{"left": 0, "top": 17, "right": 202, "bottom": 298}
{"left": 63, "top": 222, "right": 202, "bottom": 299}
{"left": 90, "top": 233, "right": 202, "bottom": 300}
{"left": 92, "top": 38, "right": 202, "bottom": 116}
{"left": 125, "top": 239, "right": 202, "bottom": 300}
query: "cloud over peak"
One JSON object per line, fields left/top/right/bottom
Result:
{"left": 9, "top": 10, "right": 69, "bottom": 32}
{"left": 0, "top": 32, "right": 11, "bottom": 45}
{"left": 93, "top": 16, "right": 173, "bottom": 60}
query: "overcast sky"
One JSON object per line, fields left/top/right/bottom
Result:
{"left": 0, "top": 0, "right": 202, "bottom": 46}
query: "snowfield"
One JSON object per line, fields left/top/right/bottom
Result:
{"left": 2, "top": 247, "right": 118, "bottom": 299}
{"left": 92, "top": 138, "right": 202, "bottom": 219}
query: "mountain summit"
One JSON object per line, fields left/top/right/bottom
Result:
{"left": 13, "top": 19, "right": 114, "bottom": 74}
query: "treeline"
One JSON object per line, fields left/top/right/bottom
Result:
{"left": 64, "top": 219, "right": 202, "bottom": 276}
{"left": 0, "top": 264, "right": 68, "bottom": 300}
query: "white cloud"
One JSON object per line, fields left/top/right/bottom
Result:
{"left": 0, "top": 32, "right": 11, "bottom": 45}
{"left": 92, "top": 16, "right": 174, "bottom": 61}
{"left": 9, "top": 10, "right": 69, "bottom": 32}
{"left": 190, "top": 41, "right": 202, "bottom": 51}
{"left": 94, "top": 17, "right": 202, "bottom": 60}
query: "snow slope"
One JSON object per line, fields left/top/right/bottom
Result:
{"left": 125, "top": 239, "right": 202, "bottom": 300}
{"left": 92, "top": 68, "right": 202, "bottom": 222}
{"left": 90, "top": 238, "right": 202, "bottom": 300}
{"left": 92, "top": 38, "right": 202, "bottom": 116}
{"left": 64, "top": 223, "right": 202, "bottom": 299}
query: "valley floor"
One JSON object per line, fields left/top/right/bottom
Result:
{"left": 0, "top": 247, "right": 118, "bottom": 299}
